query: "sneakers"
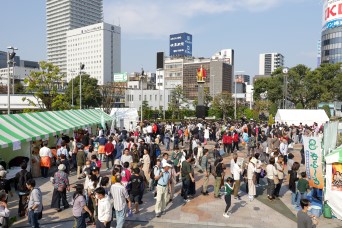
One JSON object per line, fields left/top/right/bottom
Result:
{"left": 223, "top": 213, "right": 230, "bottom": 218}
{"left": 184, "top": 199, "right": 191, "bottom": 203}
{"left": 156, "top": 213, "right": 161, "bottom": 217}
{"left": 161, "top": 210, "right": 166, "bottom": 215}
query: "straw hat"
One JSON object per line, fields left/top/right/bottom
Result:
{"left": 58, "top": 164, "right": 66, "bottom": 171}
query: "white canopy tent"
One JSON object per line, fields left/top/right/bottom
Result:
{"left": 109, "top": 108, "right": 139, "bottom": 131}
{"left": 275, "top": 109, "right": 329, "bottom": 126}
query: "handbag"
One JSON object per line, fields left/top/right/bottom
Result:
{"left": 274, "top": 176, "right": 280, "bottom": 185}
{"left": 57, "top": 184, "right": 66, "bottom": 192}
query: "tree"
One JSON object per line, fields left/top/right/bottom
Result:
{"left": 322, "top": 105, "right": 331, "bottom": 118}
{"left": 64, "top": 74, "right": 102, "bottom": 109}
{"left": 23, "top": 61, "right": 64, "bottom": 111}
{"left": 168, "top": 85, "right": 188, "bottom": 119}
{"left": 211, "top": 92, "right": 234, "bottom": 120}
{"left": 268, "top": 114, "right": 275, "bottom": 125}
{"left": 51, "top": 94, "right": 71, "bottom": 110}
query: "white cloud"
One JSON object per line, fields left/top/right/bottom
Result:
{"left": 104, "top": 0, "right": 282, "bottom": 38}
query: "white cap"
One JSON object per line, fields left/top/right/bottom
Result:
{"left": 163, "top": 163, "right": 172, "bottom": 168}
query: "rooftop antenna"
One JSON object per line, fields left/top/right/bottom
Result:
{"left": 118, "top": 17, "right": 121, "bottom": 26}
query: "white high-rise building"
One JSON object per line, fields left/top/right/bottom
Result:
{"left": 259, "top": 53, "right": 284, "bottom": 75}
{"left": 66, "top": 22, "right": 121, "bottom": 85}
{"left": 46, "top": 0, "right": 103, "bottom": 74}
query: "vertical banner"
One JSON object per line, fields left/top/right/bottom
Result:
{"left": 303, "top": 136, "right": 324, "bottom": 189}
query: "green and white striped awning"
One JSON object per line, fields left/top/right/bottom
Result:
{"left": 0, "top": 109, "right": 112, "bottom": 149}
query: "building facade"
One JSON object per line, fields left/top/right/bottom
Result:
{"left": 259, "top": 53, "right": 284, "bottom": 75}
{"left": 125, "top": 88, "right": 171, "bottom": 111}
{"left": 66, "top": 22, "right": 121, "bottom": 85}
{"left": 0, "top": 58, "right": 40, "bottom": 86}
{"left": 47, "top": 0, "right": 103, "bottom": 74}
{"left": 169, "top": 33, "right": 192, "bottom": 57}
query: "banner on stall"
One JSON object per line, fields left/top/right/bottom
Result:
{"left": 332, "top": 163, "right": 342, "bottom": 191}
{"left": 303, "top": 136, "right": 324, "bottom": 189}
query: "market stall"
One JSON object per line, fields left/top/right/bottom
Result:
{"left": 0, "top": 109, "right": 112, "bottom": 174}
{"left": 325, "top": 146, "right": 342, "bottom": 220}
{"left": 109, "top": 108, "right": 139, "bottom": 131}
{"left": 275, "top": 109, "right": 329, "bottom": 126}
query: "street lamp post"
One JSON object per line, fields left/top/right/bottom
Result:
{"left": 12, "top": 61, "right": 16, "bottom": 94}
{"left": 7, "top": 46, "right": 17, "bottom": 115}
{"left": 79, "top": 63, "right": 85, "bottom": 109}
{"left": 282, "top": 67, "right": 289, "bottom": 109}
{"left": 69, "top": 70, "right": 75, "bottom": 107}
{"left": 140, "top": 68, "right": 145, "bottom": 122}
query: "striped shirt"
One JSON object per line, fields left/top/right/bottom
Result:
{"left": 110, "top": 183, "right": 129, "bottom": 211}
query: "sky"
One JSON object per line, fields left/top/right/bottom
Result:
{"left": 0, "top": 0, "right": 324, "bottom": 77}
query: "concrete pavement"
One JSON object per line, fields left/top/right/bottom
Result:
{"left": 10, "top": 141, "right": 342, "bottom": 228}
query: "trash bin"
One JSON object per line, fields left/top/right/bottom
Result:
{"left": 310, "top": 205, "right": 322, "bottom": 218}
{"left": 323, "top": 202, "right": 332, "bottom": 219}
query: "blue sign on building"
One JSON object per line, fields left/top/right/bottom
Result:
{"left": 169, "top": 33, "right": 192, "bottom": 57}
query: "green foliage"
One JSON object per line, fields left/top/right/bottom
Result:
{"left": 211, "top": 92, "right": 234, "bottom": 120}
{"left": 51, "top": 94, "right": 71, "bottom": 111}
{"left": 322, "top": 105, "right": 331, "bottom": 118}
{"left": 64, "top": 74, "right": 102, "bottom": 108}
{"left": 269, "top": 102, "right": 278, "bottom": 116}
{"left": 243, "top": 108, "right": 254, "bottom": 120}
{"left": 253, "top": 63, "right": 342, "bottom": 109}
{"left": 295, "top": 103, "right": 304, "bottom": 109}
{"left": 168, "top": 85, "right": 189, "bottom": 119}
{"left": 14, "top": 82, "right": 25, "bottom": 94}
{"left": 23, "top": 61, "right": 63, "bottom": 111}
{"left": 268, "top": 114, "right": 275, "bottom": 125}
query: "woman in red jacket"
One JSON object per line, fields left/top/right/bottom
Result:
{"left": 232, "top": 130, "right": 240, "bottom": 152}
{"left": 222, "top": 131, "right": 233, "bottom": 155}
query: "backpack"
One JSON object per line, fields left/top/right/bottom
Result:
{"left": 17, "top": 170, "right": 29, "bottom": 192}
{"left": 210, "top": 161, "right": 219, "bottom": 177}
{"left": 150, "top": 166, "right": 159, "bottom": 186}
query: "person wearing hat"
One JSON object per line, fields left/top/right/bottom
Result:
{"left": 247, "top": 157, "right": 257, "bottom": 201}
{"left": 154, "top": 162, "right": 172, "bottom": 217}
{"left": 0, "top": 171, "right": 11, "bottom": 197}
{"left": 72, "top": 184, "right": 92, "bottom": 228}
{"left": 51, "top": 164, "right": 70, "bottom": 212}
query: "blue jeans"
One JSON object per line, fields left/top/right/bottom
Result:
{"left": 296, "top": 192, "right": 307, "bottom": 207}
{"left": 291, "top": 192, "right": 298, "bottom": 205}
{"left": 28, "top": 210, "right": 39, "bottom": 228}
{"left": 74, "top": 213, "right": 86, "bottom": 228}
{"left": 115, "top": 206, "right": 127, "bottom": 228}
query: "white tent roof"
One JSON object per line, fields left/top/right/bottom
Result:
{"left": 275, "top": 109, "right": 329, "bottom": 126}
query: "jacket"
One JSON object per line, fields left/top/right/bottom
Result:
{"left": 76, "top": 150, "right": 86, "bottom": 166}
{"left": 222, "top": 134, "right": 233, "bottom": 144}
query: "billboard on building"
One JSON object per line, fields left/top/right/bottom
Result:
{"left": 169, "top": 33, "right": 192, "bottom": 57}
{"left": 114, "top": 72, "right": 128, "bottom": 82}
{"left": 323, "top": 0, "right": 342, "bottom": 31}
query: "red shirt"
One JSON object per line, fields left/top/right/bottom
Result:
{"left": 233, "top": 133, "right": 239, "bottom": 142}
{"left": 105, "top": 142, "right": 114, "bottom": 155}
{"left": 223, "top": 134, "right": 233, "bottom": 144}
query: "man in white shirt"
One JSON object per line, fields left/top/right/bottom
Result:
{"left": 94, "top": 187, "right": 112, "bottom": 228}
{"left": 146, "top": 124, "right": 153, "bottom": 135}
{"left": 110, "top": 176, "right": 131, "bottom": 228}
{"left": 232, "top": 157, "right": 242, "bottom": 200}
{"left": 280, "top": 139, "right": 288, "bottom": 164}
{"left": 39, "top": 141, "right": 53, "bottom": 178}
{"left": 121, "top": 149, "right": 133, "bottom": 166}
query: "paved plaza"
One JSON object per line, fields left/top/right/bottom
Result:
{"left": 10, "top": 142, "right": 342, "bottom": 228}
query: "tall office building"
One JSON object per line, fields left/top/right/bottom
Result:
{"left": 321, "top": 0, "right": 342, "bottom": 64}
{"left": 66, "top": 22, "right": 121, "bottom": 85}
{"left": 46, "top": 0, "right": 103, "bottom": 74}
{"left": 259, "top": 53, "right": 284, "bottom": 75}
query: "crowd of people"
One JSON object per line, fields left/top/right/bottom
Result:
{"left": 0, "top": 120, "right": 325, "bottom": 228}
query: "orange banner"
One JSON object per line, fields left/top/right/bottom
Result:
{"left": 303, "top": 137, "right": 324, "bottom": 189}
